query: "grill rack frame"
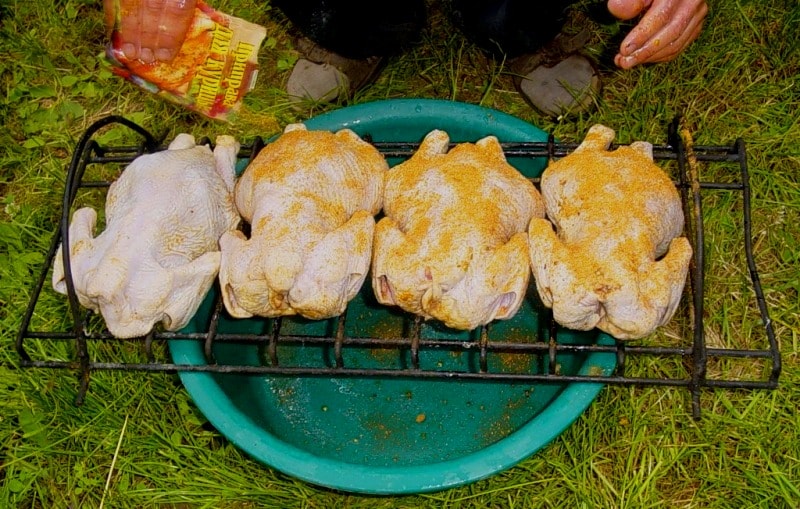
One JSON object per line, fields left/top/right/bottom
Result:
{"left": 14, "top": 115, "right": 781, "bottom": 419}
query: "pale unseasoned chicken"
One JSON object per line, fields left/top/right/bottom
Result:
{"left": 219, "top": 124, "right": 387, "bottom": 319}
{"left": 52, "top": 134, "right": 240, "bottom": 338}
{"left": 372, "top": 130, "right": 545, "bottom": 330}
{"left": 528, "top": 124, "right": 693, "bottom": 339}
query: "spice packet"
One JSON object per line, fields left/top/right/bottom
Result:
{"left": 106, "top": 0, "right": 266, "bottom": 121}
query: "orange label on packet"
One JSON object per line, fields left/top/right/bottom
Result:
{"left": 106, "top": 0, "right": 266, "bottom": 121}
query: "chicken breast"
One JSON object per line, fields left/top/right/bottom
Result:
{"left": 528, "top": 124, "right": 693, "bottom": 339}
{"left": 372, "top": 129, "right": 545, "bottom": 330}
{"left": 52, "top": 134, "right": 240, "bottom": 338}
{"left": 219, "top": 124, "right": 388, "bottom": 319}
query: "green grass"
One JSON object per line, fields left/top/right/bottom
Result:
{"left": 2, "top": 0, "right": 799, "bottom": 507}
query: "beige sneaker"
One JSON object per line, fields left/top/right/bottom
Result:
{"left": 286, "top": 36, "right": 385, "bottom": 104}
{"left": 516, "top": 54, "right": 600, "bottom": 117}
{"left": 509, "top": 14, "right": 601, "bottom": 117}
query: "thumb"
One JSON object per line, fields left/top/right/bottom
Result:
{"left": 607, "top": 0, "right": 651, "bottom": 20}
{"left": 103, "top": 0, "right": 116, "bottom": 34}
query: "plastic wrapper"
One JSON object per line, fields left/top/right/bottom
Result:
{"left": 106, "top": 0, "right": 266, "bottom": 121}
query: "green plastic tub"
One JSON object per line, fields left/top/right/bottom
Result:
{"left": 168, "top": 99, "right": 615, "bottom": 494}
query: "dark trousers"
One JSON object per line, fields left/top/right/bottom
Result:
{"left": 273, "top": 0, "right": 578, "bottom": 60}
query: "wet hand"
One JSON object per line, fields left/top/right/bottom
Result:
{"left": 607, "top": 0, "right": 708, "bottom": 69}
{"left": 103, "top": 0, "right": 198, "bottom": 63}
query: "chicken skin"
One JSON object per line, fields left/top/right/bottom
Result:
{"left": 372, "top": 130, "right": 545, "bottom": 330}
{"left": 528, "top": 124, "right": 693, "bottom": 339}
{"left": 219, "top": 124, "right": 388, "bottom": 319}
{"left": 52, "top": 134, "right": 240, "bottom": 338}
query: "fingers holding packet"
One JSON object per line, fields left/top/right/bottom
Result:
{"left": 106, "top": 0, "right": 267, "bottom": 121}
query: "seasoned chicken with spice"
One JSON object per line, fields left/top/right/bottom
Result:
{"left": 52, "top": 134, "right": 240, "bottom": 338}
{"left": 219, "top": 124, "right": 388, "bottom": 319}
{"left": 372, "top": 130, "right": 545, "bottom": 330}
{"left": 528, "top": 124, "right": 693, "bottom": 339}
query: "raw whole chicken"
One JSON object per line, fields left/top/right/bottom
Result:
{"left": 372, "top": 130, "right": 545, "bottom": 330}
{"left": 52, "top": 134, "right": 240, "bottom": 338}
{"left": 219, "top": 124, "right": 388, "bottom": 319}
{"left": 528, "top": 124, "right": 693, "bottom": 340}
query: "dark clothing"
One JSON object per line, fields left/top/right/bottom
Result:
{"left": 451, "top": 0, "right": 574, "bottom": 58}
{"left": 272, "top": 0, "right": 576, "bottom": 60}
{"left": 273, "top": 0, "right": 427, "bottom": 59}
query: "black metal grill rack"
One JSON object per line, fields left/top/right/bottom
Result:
{"left": 15, "top": 116, "right": 781, "bottom": 419}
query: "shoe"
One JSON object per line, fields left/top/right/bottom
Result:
{"left": 286, "top": 36, "right": 385, "bottom": 104}
{"left": 515, "top": 54, "right": 600, "bottom": 117}
{"left": 510, "top": 17, "right": 601, "bottom": 117}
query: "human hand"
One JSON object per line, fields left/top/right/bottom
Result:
{"left": 103, "top": 0, "right": 198, "bottom": 63}
{"left": 607, "top": 0, "right": 708, "bottom": 69}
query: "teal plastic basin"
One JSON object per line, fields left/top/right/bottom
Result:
{"left": 169, "top": 99, "right": 615, "bottom": 494}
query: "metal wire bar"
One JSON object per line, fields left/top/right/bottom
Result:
{"left": 13, "top": 358, "right": 779, "bottom": 390}
{"left": 14, "top": 116, "right": 782, "bottom": 416}
{"left": 203, "top": 298, "right": 224, "bottom": 364}
{"left": 334, "top": 310, "right": 347, "bottom": 369}
{"left": 673, "top": 118, "right": 708, "bottom": 418}
{"left": 735, "top": 138, "right": 782, "bottom": 384}
{"left": 268, "top": 317, "right": 281, "bottom": 367}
